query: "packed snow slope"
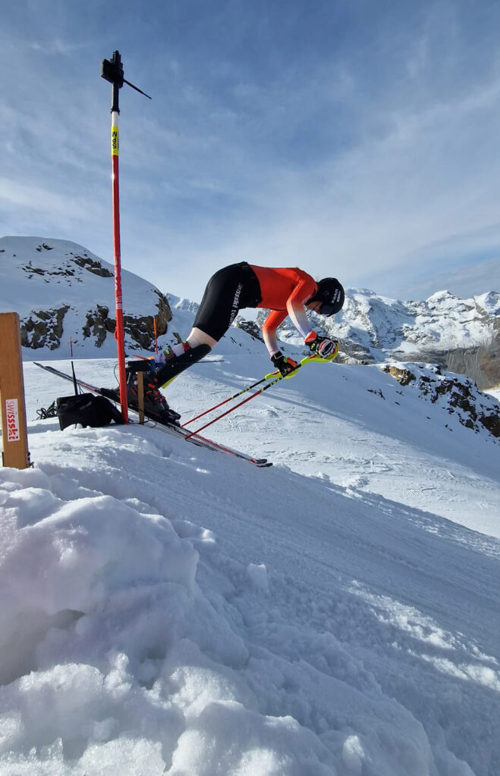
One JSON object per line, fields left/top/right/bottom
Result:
{"left": 1, "top": 332, "right": 499, "bottom": 776}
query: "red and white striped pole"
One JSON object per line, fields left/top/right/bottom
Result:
{"left": 101, "top": 51, "right": 151, "bottom": 423}
{"left": 110, "top": 101, "right": 128, "bottom": 421}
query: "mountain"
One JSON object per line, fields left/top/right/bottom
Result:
{"left": 0, "top": 236, "right": 175, "bottom": 358}
{"left": 0, "top": 353, "right": 499, "bottom": 775}
{"left": 273, "top": 288, "right": 500, "bottom": 389}
{"left": 1, "top": 236, "right": 499, "bottom": 388}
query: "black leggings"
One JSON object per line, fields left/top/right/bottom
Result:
{"left": 193, "top": 262, "right": 261, "bottom": 341}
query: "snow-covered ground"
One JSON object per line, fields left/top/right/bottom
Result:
{"left": 1, "top": 345, "right": 499, "bottom": 775}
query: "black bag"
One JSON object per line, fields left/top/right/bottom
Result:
{"left": 56, "top": 393, "right": 123, "bottom": 430}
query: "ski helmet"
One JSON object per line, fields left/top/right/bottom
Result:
{"left": 310, "top": 278, "right": 345, "bottom": 316}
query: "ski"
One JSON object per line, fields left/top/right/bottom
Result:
{"left": 33, "top": 362, "right": 272, "bottom": 468}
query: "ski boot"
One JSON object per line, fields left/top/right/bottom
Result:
{"left": 102, "top": 361, "right": 182, "bottom": 426}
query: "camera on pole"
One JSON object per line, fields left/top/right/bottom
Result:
{"left": 101, "top": 51, "right": 151, "bottom": 111}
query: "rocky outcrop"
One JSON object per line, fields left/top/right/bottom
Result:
{"left": 80, "top": 290, "right": 172, "bottom": 351}
{"left": 384, "top": 365, "right": 415, "bottom": 386}
{"left": 124, "top": 291, "right": 172, "bottom": 351}
{"left": 82, "top": 305, "right": 115, "bottom": 347}
{"left": 72, "top": 255, "right": 114, "bottom": 278}
{"left": 234, "top": 319, "right": 264, "bottom": 342}
{"left": 384, "top": 363, "right": 500, "bottom": 438}
{"left": 21, "top": 305, "right": 70, "bottom": 350}
{"left": 1, "top": 237, "right": 174, "bottom": 354}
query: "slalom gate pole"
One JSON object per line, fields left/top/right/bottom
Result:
{"left": 154, "top": 317, "right": 159, "bottom": 361}
{"left": 101, "top": 51, "right": 151, "bottom": 424}
{"left": 184, "top": 354, "right": 332, "bottom": 440}
{"left": 69, "top": 337, "right": 78, "bottom": 395}
{"left": 111, "top": 97, "right": 128, "bottom": 422}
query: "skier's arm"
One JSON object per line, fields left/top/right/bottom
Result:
{"left": 262, "top": 310, "right": 287, "bottom": 355}
{"left": 262, "top": 284, "right": 316, "bottom": 355}
{"left": 262, "top": 303, "right": 314, "bottom": 355}
{"left": 286, "top": 300, "right": 313, "bottom": 340}
{"left": 285, "top": 274, "right": 316, "bottom": 341}
{"left": 262, "top": 273, "right": 317, "bottom": 355}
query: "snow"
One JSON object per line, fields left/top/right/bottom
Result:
{"left": 0, "top": 344, "right": 499, "bottom": 776}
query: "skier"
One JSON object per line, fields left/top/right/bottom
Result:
{"left": 117, "top": 262, "right": 345, "bottom": 421}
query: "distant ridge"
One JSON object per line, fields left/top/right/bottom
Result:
{"left": 1, "top": 235, "right": 499, "bottom": 387}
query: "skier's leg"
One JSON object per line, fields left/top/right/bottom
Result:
{"left": 187, "top": 327, "right": 217, "bottom": 348}
{"left": 166, "top": 327, "right": 216, "bottom": 357}
{"left": 127, "top": 262, "right": 260, "bottom": 392}
{"left": 191, "top": 262, "right": 259, "bottom": 341}
{"left": 155, "top": 263, "right": 254, "bottom": 386}
{"left": 154, "top": 342, "right": 211, "bottom": 387}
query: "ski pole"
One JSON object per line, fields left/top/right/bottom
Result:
{"left": 184, "top": 353, "right": 332, "bottom": 439}
{"left": 182, "top": 371, "right": 279, "bottom": 427}
{"left": 184, "top": 370, "right": 285, "bottom": 439}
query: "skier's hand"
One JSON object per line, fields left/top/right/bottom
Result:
{"left": 271, "top": 351, "right": 299, "bottom": 377}
{"left": 305, "top": 331, "right": 338, "bottom": 359}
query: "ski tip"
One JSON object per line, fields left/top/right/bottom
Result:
{"left": 256, "top": 459, "right": 273, "bottom": 467}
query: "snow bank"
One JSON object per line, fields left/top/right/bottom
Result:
{"left": 0, "top": 358, "right": 499, "bottom": 775}
{"left": 0, "top": 443, "right": 341, "bottom": 775}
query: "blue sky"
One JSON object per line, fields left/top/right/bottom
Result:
{"left": 1, "top": 0, "right": 500, "bottom": 301}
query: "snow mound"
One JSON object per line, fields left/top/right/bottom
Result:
{"left": 0, "top": 357, "right": 499, "bottom": 775}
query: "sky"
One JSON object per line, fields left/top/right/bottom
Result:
{"left": 1, "top": 0, "right": 500, "bottom": 303}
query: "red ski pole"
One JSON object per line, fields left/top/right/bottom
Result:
{"left": 184, "top": 371, "right": 284, "bottom": 439}
{"left": 184, "top": 353, "right": 335, "bottom": 439}
{"left": 182, "top": 372, "right": 278, "bottom": 427}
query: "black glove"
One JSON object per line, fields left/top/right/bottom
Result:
{"left": 271, "top": 351, "right": 299, "bottom": 376}
{"left": 305, "top": 331, "right": 338, "bottom": 359}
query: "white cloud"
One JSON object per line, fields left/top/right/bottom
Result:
{"left": 1, "top": 0, "right": 500, "bottom": 302}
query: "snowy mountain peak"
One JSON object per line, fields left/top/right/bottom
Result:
{"left": 2, "top": 235, "right": 500, "bottom": 387}
{"left": 320, "top": 287, "right": 499, "bottom": 388}
{"left": 0, "top": 236, "right": 173, "bottom": 358}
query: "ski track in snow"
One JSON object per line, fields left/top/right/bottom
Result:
{"left": 0, "top": 354, "right": 499, "bottom": 775}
